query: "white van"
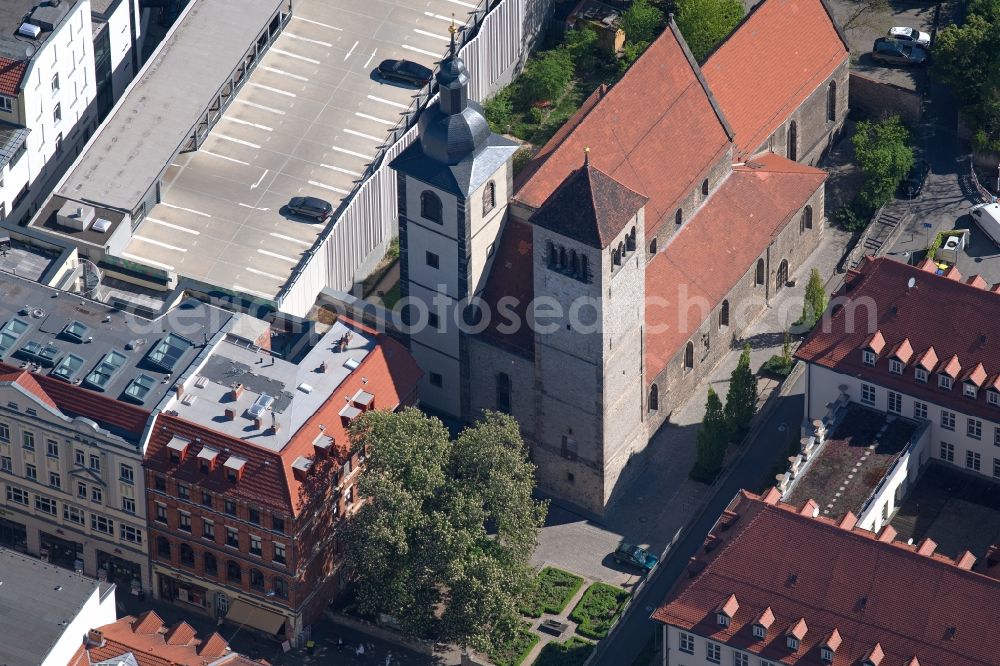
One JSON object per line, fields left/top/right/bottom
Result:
{"left": 970, "top": 202, "right": 1000, "bottom": 246}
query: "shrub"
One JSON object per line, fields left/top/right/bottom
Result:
{"left": 484, "top": 87, "right": 515, "bottom": 134}
{"left": 520, "top": 48, "right": 574, "bottom": 105}
{"left": 569, "top": 583, "right": 631, "bottom": 640}
{"left": 762, "top": 354, "right": 793, "bottom": 378}
{"left": 534, "top": 637, "right": 595, "bottom": 666}
{"left": 834, "top": 204, "right": 866, "bottom": 231}
{"left": 852, "top": 116, "right": 914, "bottom": 211}
{"left": 519, "top": 567, "right": 585, "bottom": 618}
{"left": 512, "top": 148, "right": 534, "bottom": 177}
{"left": 621, "top": 0, "right": 665, "bottom": 45}
{"left": 486, "top": 622, "right": 539, "bottom": 666}
{"left": 676, "top": 0, "right": 745, "bottom": 62}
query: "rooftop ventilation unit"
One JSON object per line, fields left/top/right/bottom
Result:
{"left": 17, "top": 23, "right": 41, "bottom": 39}
{"left": 92, "top": 218, "right": 112, "bottom": 233}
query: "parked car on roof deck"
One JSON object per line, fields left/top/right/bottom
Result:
{"left": 287, "top": 196, "right": 332, "bottom": 221}
{"left": 376, "top": 59, "right": 433, "bottom": 87}
{"left": 888, "top": 26, "right": 931, "bottom": 47}
{"left": 871, "top": 37, "right": 928, "bottom": 66}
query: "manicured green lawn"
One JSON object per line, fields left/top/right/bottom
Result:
{"left": 569, "top": 583, "right": 631, "bottom": 640}
{"left": 520, "top": 567, "right": 585, "bottom": 618}
{"left": 487, "top": 622, "right": 539, "bottom": 666}
{"left": 534, "top": 637, "right": 595, "bottom": 666}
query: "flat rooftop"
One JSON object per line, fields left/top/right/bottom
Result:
{"left": 891, "top": 463, "right": 1000, "bottom": 560}
{"left": 117, "top": 0, "right": 460, "bottom": 298}
{"left": 165, "top": 319, "right": 373, "bottom": 451}
{"left": 0, "top": 547, "right": 103, "bottom": 666}
{"left": 31, "top": 195, "right": 130, "bottom": 249}
{"left": 0, "top": 236, "right": 60, "bottom": 282}
{"left": 57, "top": 0, "right": 286, "bottom": 213}
{"left": 786, "top": 403, "right": 919, "bottom": 520}
{"left": 0, "top": 0, "right": 74, "bottom": 60}
{"left": 0, "top": 274, "right": 233, "bottom": 408}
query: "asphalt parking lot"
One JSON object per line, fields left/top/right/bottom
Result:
{"left": 123, "top": 0, "right": 472, "bottom": 298}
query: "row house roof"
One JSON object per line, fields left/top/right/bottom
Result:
{"left": 653, "top": 489, "right": 1000, "bottom": 666}
{"left": 144, "top": 320, "right": 421, "bottom": 516}
{"left": 796, "top": 257, "right": 1000, "bottom": 422}
{"left": 702, "top": 0, "right": 849, "bottom": 159}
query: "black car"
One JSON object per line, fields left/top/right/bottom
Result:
{"left": 377, "top": 59, "right": 433, "bottom": 87}
{"left": 287, "top": 196, "right": 332, "bottom": 221}
{"left": 897, "top": 159, "right": 929, "bottom": 199}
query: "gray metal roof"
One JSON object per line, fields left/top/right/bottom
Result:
{"left": 0, "top": 273, "right": 233, "bottom": 417}
{"left": 0, "top": 547, "right": 102, "bottom": 666}
{"left": 56, "top": 0, "right": 286, "bottom": 212}
{"left": 0, "top": 121, "right": 29, "bottom": 171}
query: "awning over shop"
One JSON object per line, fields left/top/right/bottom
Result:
{"left": 225, "top": 599, "right": 286, "bottom": 635}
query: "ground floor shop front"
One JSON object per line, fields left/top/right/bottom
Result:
{"left": 154, "top": 566, "right": 304, "bottom": 644}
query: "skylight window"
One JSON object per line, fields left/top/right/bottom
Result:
{"left": 122, "top": 374, "right": 156, "bottom": 404}
{"left": 0, "top": 318, "right": 29, "bottom": 356}
{"left": 146, "top": 333, "right": 194, "bottom": 372}
{"left": 61, "top": 320, "right": 90, "bottom": 343}
{"left": 17, "top": 341, "right": 61, "bottom": 367}
{"left": 83, "top": 351, "right": 128, "bottom": 391}
{"left": 51, "top": 353, "right": 86, "bottom": 382}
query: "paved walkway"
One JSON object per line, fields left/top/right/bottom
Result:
{"left": 519, "top": 581, "right": 594, "bottom": 664}
{"left": 530, "top": 219, "right": 853, "bottom": 589}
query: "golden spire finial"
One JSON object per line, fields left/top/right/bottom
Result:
{"left": 584, "top": 146, "right": 590, "bottom": 166}
{"left": 448, "top": 14, "right": 457, "bottom": 35}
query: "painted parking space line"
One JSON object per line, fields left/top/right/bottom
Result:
{"left": 344, "top": 40, "right": 359, "bottom": 61}
{"left": 271, "top": 48, "right": 321, "bottom": 65}
{"left": 214, "top": 133, "right": 262, "bottom": 149}
{"left": 363, "top": 49, "right": 377, "bottom": 69}
{"left": 233, "top": 284, "right": 275, "bottom": 299}
{"left": 424, "top": 11, "right": 455, "bottom": 22}
{"left": 286, "top": 33, "right": 333, "bottom": 48}
{"left": 269, "top": 232, "right": 313, "bottom": 246}
{"left": 199, "top": 150, "right": 251, "bottom": 166}
{"left": 235, "top": 99, "right": 286, "bottom": 115}
{"left": 245, "top": 266, "right": 287, "bottom": 281}
{"left": 250, "top": 82, "right": 297, "bottom": 98}
{"left": 308, "top": 180, "right": 351, "bottom": 195}
{"left": 415, "top": 28, "right": 450, "bottom": 42}
{"left": 262, "top": 66, "right": 309, "bottom": 82}
{"left": 238, "top": 202, "right": 271, "bottom": 211}
{"left": 402, "top": 44, "right": 440, "bottom": 58}
{"left": 321, "top": 163, "right": 362, "bottom": 177}
{"left": 249, "top": 169, "right": 270, "bottom": 190}
{"left": 344, "top": 128, "right": 382, "bottom": 142}
{"left": 122, "top": 253, "right": 174, "bottom": 271}
{"left": 356, "top": 111, "right": 395, "bottom": 125}
{"left": 160, "top": 202, "right": 212, "bottom": 217}
{"left": 331, "top": 145, "right": 374, "bottom": 160}
{"left": 367, "top": 94, "right": 409, "bottom": 110}
{"left": 257, "top": 248, "right": 299, "bottom": 263}
{"left": 292, "top": 16, "right": 342, "bottom": 31}
{"left": 133, "top": 236, "right": 189, "bottom": 252}
{"left": 224, "top": 116, "right": 274, "bottom": 132}
{"left": 145, "top": 217, "right": 200, "bottom": 235}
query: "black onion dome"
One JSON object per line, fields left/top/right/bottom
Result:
{"left": 418, "top": 101, "right": 491, "bottom": 165}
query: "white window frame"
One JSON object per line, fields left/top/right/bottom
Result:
{"left": 914, "top": 401, "right": 927, "bottom": 420}
{"left": 120, "top": 524, "right": 142, "bottom": 545}
{"left": 122, "top": 496, "right": 136, "bottom": 514}
{"left": 862, "top": 350, "right": 876, "bottom": 366}
{"left": 889, "top": 359, "right": 903, "bottom": 375}
{"left": 706, "top": 642, "right": 722, "bottom": 664}
{"left": 964, "top": 383, "right": 978, "bottom": 399}
{"left": 941, "top": 441, "right": 954, "bottom": 462}
{"left": 0, "top": 96, "right": 11, "bottom": 113}
{"left": 861, "top": 383, "right": 876, "bottom": 405}
{"left": 967, "top": 450, "right": 982, "bottom": 471}
{"left": 939, "top": 374, "right": 953, "bottom": 390}
{"left": 63, "top": 504, "right": 84, "bottom": 525}
{"left": 887, "top": 390, "right": 902, "bottom": 414}
{"left": 35, "top": 494, "right": 57, "bottom": 515}
{"left": 120, "top": 463, "right": 134, "bottom": 483}
{"left": 6, "top": 485, "right": 28, "bottom": 505}
{"left": 915, "top": 367, "right": 928, "bottom": 383}
{"left": 941, "top": 410, "right": 956, "bottom": 431}
{"left": 969, "top": 418, "right": 983, "bottom": 440}
{"left": 91, "top": 514, "right": 113, "bottom": 535}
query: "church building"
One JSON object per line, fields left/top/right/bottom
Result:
{"left": 391, "top": 0, "right": 850, "bottom": 514}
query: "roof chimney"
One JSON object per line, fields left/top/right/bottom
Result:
{"left": 86, "top": 628, "right": 105, "bottom": 648}
{"left": 799, "top": 499, "right": 819, "bottom": 517}
{"left": 230, "top": 383, "right": 245, "bottom": 401}
{"left": 916, "top": 537, "right": 937, "bottom": 557}
{"left": 876, "top": 525, "right": 897, "bottom": 543}
{"left": 762, "top": 487, "right": 781, "bottom": 504}
{"left": 955, "top": 550, "right": 976, "bottom": 570}
{"left": 838, "top": 512, "right": 858, "bottom": 530}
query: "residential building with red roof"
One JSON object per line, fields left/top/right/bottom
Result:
{"left": 793, "top": 256, "right": 1000, "bottom": 527}
{"left": 144, "top": 317, "right": 421, "bottom": 643}
{"left": 391, "top": 0, "right": 848, "bottom": 514}
{"left": 652, "top": 488, "right": 999, "bottom": 666}
{"left": 69, "top": 610, "right": 267, "bottom": 666}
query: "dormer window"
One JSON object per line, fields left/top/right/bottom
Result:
{"left": 939, "top": 374, "right": 953, "bottom": 390}
{"left": 753, "top": 625, "right": 765, "bottom": 639}
{"left": 821, "top": 647, "right": 833, "bottom": 662}
{"left": 863, "top": 350, "right": 876, "bottom": 366}
{"left": 964, "top": 383, "right": 978, "bottom": 398}
{"left": 224, "top": 456, "right": 247, "bottom": 482}
{"left": 166, "top": 435, "right": 190, "bottom": 463}
{"left": 717, "top": 613, "right": 730, "bottom": 627}
{"left": 988, "top": 390, "right": 999, "bottom": 406}
{"left": 889, "top": 359, "right": 903, "bottom": 375}
{"left": 915, "top": 367, "right": 928, "bottom": 383}
{"left": 787, "top": 637, "right": 799, "bottom": 650}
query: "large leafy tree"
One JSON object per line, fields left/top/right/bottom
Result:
{"left": 852, "top": 116, "right": 914, "bottom": 211}
{"left": 344, "top": 409, "right": 547, "bottom": 654}
{"left": 621, "top": 0, "right": 665, "bottom": 46}
{"left": 724, "top": 345, "right": 757, "bottom": 438}
{"left": 675, "top": 0, "right": 744, "bottom": 62}
{"left": 932, "top": 15, "right": 993, "bottom": 105}
{"left": 519, "top": 48, "right": 574, "bottom": 105}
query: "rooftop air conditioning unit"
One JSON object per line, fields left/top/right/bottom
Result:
{"left": 943, "top": 236, "right": 961, "bottom": 250}
{"left": 17, "top": 23, "right": 41, "bottom": 39}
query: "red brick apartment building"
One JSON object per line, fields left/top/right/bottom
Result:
{"left": 144, "top": 319, "right": 421, "bottom": 644}
{"left": 653, "top": 488, "right": 1000, "bottom": 666}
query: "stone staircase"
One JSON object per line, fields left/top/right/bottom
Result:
{"left": 848, "top": 207, "right": 909, "bottom": 270}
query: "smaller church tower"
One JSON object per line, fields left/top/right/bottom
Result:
{"left": 390, "top": 28, "right": 519, "bottom": 418}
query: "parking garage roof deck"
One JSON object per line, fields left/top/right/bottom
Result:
{"left": 56, "top": 0, "right": 287, "bottom": 213}
{"left": 0, "top": 273, "right": 233, "bottom": 409}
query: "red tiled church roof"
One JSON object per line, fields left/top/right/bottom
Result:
{"left": 145, "top": 323, "right": 422, "bottom": 516}
{"left": 476, "top": 217, "right": 536, "bottom": 355}
{"left": 795, "top": 257, "right": 1000, "bottom": 422}
{"left": 702, "top": 0, "right": 849, "bottom": 159}
{"left": 646, "top": 153, "right": 825, "bottom": 378}
{"left": 652, "top": 490, "right": 1000, "bottom": 666}
{"left": 513, "top": 21, "right": 732, "bottom": 237}
{"left": 0, "top": 58, "right": 27, "bottom": 97}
